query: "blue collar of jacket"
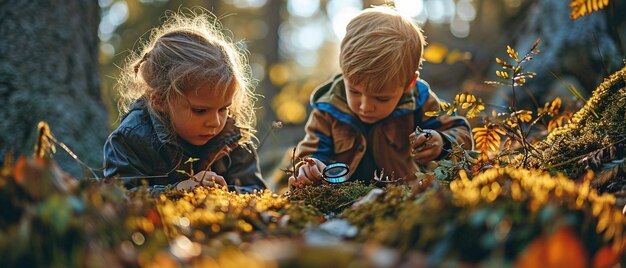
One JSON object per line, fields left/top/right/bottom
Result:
{"left": 310, "top": 74, "right": 430, "bottom": 131}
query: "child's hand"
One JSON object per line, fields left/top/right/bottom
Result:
{"left": 195, "top": 171, "right": 227, "bottom": 187}
{"left": 288, "top": 158, "right": 326, "bottom": 188}
{"left": 409, "top": 129, "right": 443, "bottom": 164}
{"left": 176, "top": 171, "right": 227, "bottom": 190}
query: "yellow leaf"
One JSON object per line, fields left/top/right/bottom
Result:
{"left": 570, "top": 0, "right": 610, "bottom": 20}
{"left": 496, "top": 70, "right": 509, "bottom": 79}
{"left": 592, "top": 202, "right": 603, "bottom": 217}
{"left": 472, "top": 126, "right": 487, "bottom": 131}
{"left": 503, "top": 137, "right": 512, "bottom": 150}
{"left": 517, "top": 111, "right": 533, "bottom": 122}
{"left": 506, "top": 45, "right": 518, "bottom": 62}
{"left": 424, "top": 111, "right": 440, "bottom": 117}
{"left": 488, "top": 141, "right": 498, "bottom": 152}
{"left": 596, "top": 211, "right": 609, "bottom": 233}
{"left": 551, "top": 97, "right": 562, "bottom": 110}
{"left": 468, "top": 94, "right": 476, "bottom": 103}
{"left": 490, "top": 130, "right": 501, "bottom": 140}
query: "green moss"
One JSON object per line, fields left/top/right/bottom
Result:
{"left": 530, "top": 65, "right": 626, "bottom": 180}
{"left": 283, "top": 204, "right": 325, "bottom": 233}
{"left": 285, "top": 182, "right": 374, "bottom": 214}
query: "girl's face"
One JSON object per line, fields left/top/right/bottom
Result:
{"left": 168, "top": 84, "right": 234, "bottom": 146}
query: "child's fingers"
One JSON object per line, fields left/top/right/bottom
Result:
{"left": 194, "top": 171, "right": 209, "bottom": 182}
{"left": 295, "top": 165, "right": 313, "bottom": 186}
{"left": 288, "top": 176, "right": 302, "bottom": 188}
{"left": 289, "top": 175, "right": 310, "bottom": 188}
{"left": 297, "top": 174, "right": 314, "bottom": 186}
{"left": 303, "top": 157, "right": 326, "bottom": 181}
{"left": 410, "top": 132, "right": 431, "bottom": 148}
{"left": 199, "top": 178, "right": 215, "bottom": 187}
{"left": 313, "top": 160, "right": 327, "bottom": 175}
{"left": 176, "top": 179, "right": 198, "bottom": 190}
{"left": 194, "top": 171, "right": 213, "bottom": 182}
{"left": 308, "top": 163, "right": 324, "bottom": 180}
{"left": 298, "top": 165, "right": 315, "bottom": 183}
{"left": 410, "top": 140, "right": 428, "bottom": 157}
{"left": 412, "top": 146, "right": 440, "bottom": 164}
{"left": 209, "top": 175, "right": 227, "bottom": 187}
{"left": 195, "top": 171, "right": 228, "bottom": 187}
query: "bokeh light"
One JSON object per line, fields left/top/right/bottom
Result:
{"left": 288, "top": 0, "right": 320, "bottom": 17}
{"left": 394, "top": 0, "right": 424, "bottom": 18}
{"left": 327, "top": 0, "right": 362, "bottom": 40}
{"left": 225, "top": 0, "right": 267, "bottom": 9}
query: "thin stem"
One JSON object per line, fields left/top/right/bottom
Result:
{"left": 549, "top": 137, "right": 626, "bottom": 168}
{"left": 48, "top": 135, "right": 100, "bottom": 179}
{"left": 291, "top": 147, "right": 297, "bottom": 176}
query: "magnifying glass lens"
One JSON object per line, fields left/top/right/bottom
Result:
{"left": 323, "top": 163, "right": 349, "bottom": 184}
{"left": 325, "top": 166, "right": 347, "bottom": 176}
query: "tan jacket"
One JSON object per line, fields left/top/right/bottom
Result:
{"left": 296, "top": 75, "right": 473, "bottom": 181}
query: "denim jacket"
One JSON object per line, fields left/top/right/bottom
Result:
{"left": 103, "top": 98, "right": 267, "bottom": 193}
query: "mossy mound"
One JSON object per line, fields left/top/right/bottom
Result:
{"left": 341, "top": 168, "right": 626, "bottom": 264}
{"left": 529, "top": 65, "right": 626, "bottom": 186}
{"left": 285, "top": 182, "right": 374, "bottom": 214}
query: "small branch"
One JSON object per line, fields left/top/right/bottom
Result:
{"left": 549, "top": 137, "right": 626, "bottom": 168}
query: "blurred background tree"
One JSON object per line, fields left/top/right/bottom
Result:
{"left": 0, "top": 0, "right": 107, "bottom": 177}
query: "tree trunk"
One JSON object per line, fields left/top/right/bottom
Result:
{"left": 0, "top": 1, "right": 107, "bottom": 177}
{"left": 488, "top": 0, "right": 625, "bottom": 108}
{"left": 260, "top": 0, "right": 281, "bottom": 123}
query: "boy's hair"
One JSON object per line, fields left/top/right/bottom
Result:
{"left": 116, "top": 8, "right": 256, "bottom": 143}
{"left": 340, "top": 6, "right": 426, "bottom": 93}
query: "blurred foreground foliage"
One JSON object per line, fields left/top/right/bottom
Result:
{"left": 1, "top": 152, "right": 624, "bottom": 267}
{"left": 2, "top": 143, "right": 625, "bottom": 267}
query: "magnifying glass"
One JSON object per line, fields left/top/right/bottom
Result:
{"left": 323, "top": 163, "right": 350, "bottom": 184}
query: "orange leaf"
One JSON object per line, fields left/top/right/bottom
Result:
{"left": 13, "top": 155, "right": 27, "bottom": 184}
{"left": 517, "top": 226, "right": 588, "bottom": 268}
{"left": 516, "top": 235, "right": 548, "bottom": 268}
{"left": 592, "top": 245, "right": 620, "bottom": 268}
{"left": 547, "top": 227, "right": 588, "bottom": 268}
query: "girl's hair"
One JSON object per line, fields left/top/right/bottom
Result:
{"left": 116, "top": 8, "right": 256, "bottom": 144}
{"left": 340, "top": 5, "right": 426, "bottom": 93}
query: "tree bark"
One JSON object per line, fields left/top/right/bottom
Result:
{"left": 0, "top": 1, "right": 107, "bottom": 177}
{"left": 488, "top": 0, "right": 625, "bottom": 108}
{"left": 260, "top": 0, "right": 281, "bottom": 122}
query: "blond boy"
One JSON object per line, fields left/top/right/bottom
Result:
{"left": 289, "top": 6, "right": 473, "bottom": 188}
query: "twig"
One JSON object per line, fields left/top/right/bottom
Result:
{"left": 549, "top": 137, "right": 626, "bottom": 168}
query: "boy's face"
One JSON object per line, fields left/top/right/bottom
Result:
{"left": 344, "top": 78, "right": 410, "bottom": 124}
{"left": 167, "top": 84, "right": 233, "bottom": 146}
